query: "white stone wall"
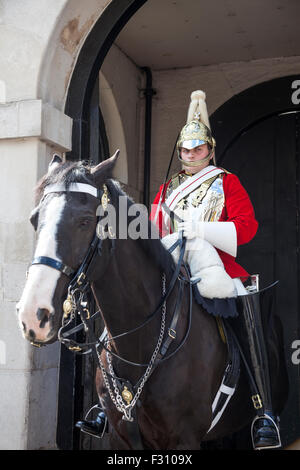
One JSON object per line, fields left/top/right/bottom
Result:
{"left": 0, "top": 138, "right": 61, "bottom": 449}
{"left": 0, "top": 119, "right": 72, "bottom": 449}
{"left": 0, "top": 0, "right": 112, "bottom": 450}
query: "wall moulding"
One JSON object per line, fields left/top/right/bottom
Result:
{"left": 0, "top": 100, "right": 72, "bottom": 151}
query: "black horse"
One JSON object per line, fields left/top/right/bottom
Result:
{"left": 17, "top": 152, "right": 288, "bottom": 450}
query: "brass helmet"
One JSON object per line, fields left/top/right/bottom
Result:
{"left": 177, "top": 90, "right": 216, "bottom": 166}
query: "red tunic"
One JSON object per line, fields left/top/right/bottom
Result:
{"left": 150, "top": 171, "right": 258, "bottom": 280}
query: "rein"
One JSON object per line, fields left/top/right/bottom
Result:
{"left": 57, "top": 231, "right": 190, "bottom": 363}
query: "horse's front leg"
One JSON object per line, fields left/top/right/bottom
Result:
{"left": 95, "top": 367, "right": 136, "bottom": 450}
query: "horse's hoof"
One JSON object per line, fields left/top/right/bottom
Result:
{"left": 75, "top": 411, "right": 108, "bottom": 438}
{"left": 252, "top": 416, "right": 281, "bottom": 450}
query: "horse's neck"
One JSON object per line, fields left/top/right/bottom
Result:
{"left": 92, "top": 238, "right": 169, "bottom": 377}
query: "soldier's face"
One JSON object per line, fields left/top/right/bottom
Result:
{"left": 180, "top": 143, "right": 210, "bottom": 173}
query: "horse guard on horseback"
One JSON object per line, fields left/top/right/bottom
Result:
{"left": 17, "top": 90, "right": 288, "bottom": 450}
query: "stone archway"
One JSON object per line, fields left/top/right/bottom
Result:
{"left": 99, "top": 72, "right": 128, "bottom": 183}
{"left": 42, "top": 0, "right": 147, "bottom": 450}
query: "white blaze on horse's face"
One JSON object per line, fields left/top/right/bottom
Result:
{"left": 17, "top": 195, "right": 66, "bottom": 343}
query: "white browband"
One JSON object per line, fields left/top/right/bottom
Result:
{"left": 43, "top": 183, "right": 99, "bottom": 198}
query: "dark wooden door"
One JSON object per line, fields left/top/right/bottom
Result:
{"left": 219, "top": 111, "right": 300, "bottom": 447}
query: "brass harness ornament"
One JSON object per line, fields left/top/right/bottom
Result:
{"left": 63, "top": 294, "right": 74, "bottom": 318}
{"left": 96, "top": 183, "right": 115, "bottom": 239}
{"left": 121, "top": 386, "right": 133, "bottom": 405}
{"left": 101, "top": 184, "right": 109, "bottom": 210}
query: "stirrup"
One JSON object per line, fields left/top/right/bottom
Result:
{"left": 75, "top": 404, "right": 108, "bottom": 439}
{"left": 251, "top": 414, "right": 281, "bottom": 450}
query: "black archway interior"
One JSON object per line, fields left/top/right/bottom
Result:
{"left": 211, "top": 75, "right": 300, "bottom": 162}
{"left": 211, "top": 76, "right": 300, "bottom": 447}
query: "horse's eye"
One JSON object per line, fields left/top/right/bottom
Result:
{"left": 79, "top": 218, "right": 93, "bottom": 228}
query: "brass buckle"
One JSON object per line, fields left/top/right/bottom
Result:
{"left": 30, "top": 341, "right": 42, "bottom": 348}
{"left": 83, "top": 308, "right": 90, "bottom": 320}
{"left": 77, "top": 272, "right": 86, "bottom": 286}
{"left": 252, "top": 394, "right": 263, "bottom": 410}
{"left": 168, "top": 328, "right": 176, "bottom": 339}
{"left": 69, "top": 345, "right": 82, "bottom": 352}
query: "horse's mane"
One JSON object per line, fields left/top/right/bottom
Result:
{"left": 35, "top": 160, "right": 92, "bottom": 203}
{"left": 35, "top": 160, "right": 175, "bottom": 277}
{"left": 106, "top": 179, "right": 175, "bottom": 278}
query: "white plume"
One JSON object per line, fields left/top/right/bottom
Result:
{"left": 186, "top": 89, "right": 211, "bottom": 129}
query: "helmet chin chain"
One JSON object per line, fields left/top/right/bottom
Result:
{"left": 177, "top": 147, "right": 215, "bottom": 168}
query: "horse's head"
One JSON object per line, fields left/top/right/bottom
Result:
{"left": 17, "top": 151, "right": 119, "bottom": 345}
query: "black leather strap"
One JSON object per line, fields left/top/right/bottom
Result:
{"left": 159, "top": 278, "right": 184, "bottom": 357}
{"left": 31, "top": 256, "right": 75, "bottom": 277}
{"left": 162, "top": 202, "right": 184, "bottom": 223}
{"left": 124, "top": 406, "right": 144, "bottom": 450}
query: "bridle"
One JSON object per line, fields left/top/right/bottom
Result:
{"left": 31, "top": 182, "right": 105, "bottom": 281}
{"left": 30, "top": 180, "right": 193, "bottom": 424}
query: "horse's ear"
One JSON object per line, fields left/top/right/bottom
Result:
{"left": 48, "top": 154, "right": 63, "bottom": 172}
{"left": 90, "top": 149, "right": 120, "bottom": 184}
{"left": 29, "top": 205, "right": 39, "bottom": 231}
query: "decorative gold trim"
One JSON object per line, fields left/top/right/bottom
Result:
{"left": 252, "top": 394, "right": 263, "bottom": 410}
{"left": 168, "top": 328, "right": 176, "bottom": 339}
{"left": 30, "top": 341, "right": 42, "bottom": 348}
{"left": 77, "top": 272, "right": 86, "bottom": 286}
{"left": 102, "top": 184, "right": 110, "bottom": 210}
{"left": 69, "top": 345, "right": 82, "bottom": 352}
{"left": 83, "top": 308, "right": 90, "bottom": 320}
{"left": 190, "top": 176, "right": 217, "bottom": 207}
{"left": 122, "top": 386, "right": 133, "bottom": 405}
{"left": 63, "top": 295, "right": 73, "bottom": 318}
{"left": 177, "top": 120, "right": 214, "bottom": 149}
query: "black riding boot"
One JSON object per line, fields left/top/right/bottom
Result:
{"left": 75, "top": 405, "right": 108, "bottom": 438}
{"left": 235, "top": 288, "right": 281, "bottom": 450}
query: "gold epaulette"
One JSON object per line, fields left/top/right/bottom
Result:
{"left": 218, "top": 167, "right": 232, "bottom": 175}
{"left": 169, "top": 170, "right": 184, "bottom": 182}
{"left": 166, "top": 171, "right": 189, "bottom": 199}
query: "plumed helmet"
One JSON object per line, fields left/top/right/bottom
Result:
{"left": 177, "top": 90, "right": 216, "bottom": 163}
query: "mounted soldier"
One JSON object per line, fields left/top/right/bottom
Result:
{"left": 75, "top": 90, "right": 282, "bottom": 450}
{"left": 149, "top": 90, "right": 282, "bottom": 449}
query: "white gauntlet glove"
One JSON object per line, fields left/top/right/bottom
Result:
{"left": 178, "top": 219, "right": 204, "bottom": 239}
{"left": 178, "top": 220, "right": 237, "bottom": 257}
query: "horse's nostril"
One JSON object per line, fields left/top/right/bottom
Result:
{"left": 28, "top": 329, "right": 36, "bottom": 341}
{"left": 22, "top": 322, "right": 26, "bottom": 333}
{"left": 36, "top": 308, "right": 50, "bottom": 329}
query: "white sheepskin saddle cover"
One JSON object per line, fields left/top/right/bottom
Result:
{"left": 161, "top": 233, "right": 237, "bottom": 299}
